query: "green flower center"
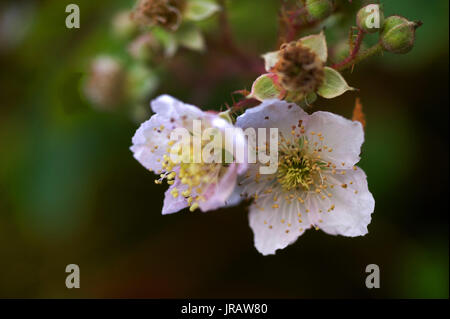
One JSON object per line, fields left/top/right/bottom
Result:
{"left": 277, "top": 137, "right": 326, "bottom": 191}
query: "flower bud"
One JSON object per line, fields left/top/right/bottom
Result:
{"left": 356, "top": 3, "right": 384, "bottom": 33}
{"left": 380, "top": 15, "right": 421, "bottom": 54}
{"left": 305, "top": 0, "right": 333, "bottom": 21}
{"left": 112, "top": 11, "right": 138, "bottom": 39}
{"left": 84, "top": 56, "right": 126, "bottom": 110}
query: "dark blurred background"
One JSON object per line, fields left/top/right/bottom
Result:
{"left": 0, "top": 0, "right": 448, "bottom": 298}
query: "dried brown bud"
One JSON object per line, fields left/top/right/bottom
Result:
{"left": 274, "top": 41, "right": 325, "bottom": 95}
{"left": 131, "top": 0, "right": 186, "bottom": 31}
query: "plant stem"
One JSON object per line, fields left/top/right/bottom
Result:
{"left": 331, "top": 29, "right": 365, "bottom": 70}
{"left": 334, "top": 42, "right": 383, "bottom": 71}
{"left": 217, "top": 0, "right": 265, "bottom": 75}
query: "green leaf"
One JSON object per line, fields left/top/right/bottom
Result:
{"left": 262, "top": 51, "right": 279, "bottom": 72}
{"left": 176, "top": 25, "right": 205, "bottom": 51}
{"left": 184, "top": 0, "right": 221, "bottom": 21}
{"left": 299, "top": 31, "right": 328, "bottom": 63}
{"left": 249, "top": 74, "right": 283, "bottom": 101}
{"left": 152, "top": 27, "right": 178, "bottom": 57}
{"left": 317, "top": 67, "right": 355, "bottom": 99}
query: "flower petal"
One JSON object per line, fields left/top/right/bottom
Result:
{"left": 130, "top": 115, "right": 169, "bottom": 172}
{"left": 312, "top": 167, "right": 375, "bottom": 236}
{"left": 249, "top": 196, "right": 312, "bottom": 255}
{"left": 236, "top": 99, "right": 308, "bottom": 141}
{"left": 131, "top": 95, "right": 204, "bottom": 172}
{"left": 151, "top": 94, "right": 203, "bottom": 120}
{"left": 162, "top": 183, "right": 189, "bottom": 215}
{"left": 304, "top": 111, "right": 364, "bottom": 168}
{"left": 199, "top": 163, "right": 242, "bottom": 212}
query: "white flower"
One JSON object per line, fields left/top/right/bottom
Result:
{"left": 236, "top": 99, "right": 375, "bottom": 255}
{"left": 131, "top": 95, "right": 246, "bottom": 214}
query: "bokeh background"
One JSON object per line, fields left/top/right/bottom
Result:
{"left": 0, "top": 0, "right": 448, "bottom": 298}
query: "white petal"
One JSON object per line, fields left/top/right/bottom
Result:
{"left": 249, "top": 195, "right": 312, "bottom": 255}
{"left": 304, "top": 111, "right": 364, "bottom": 168}
{"left": 312, "top": 167, "right": 374, "bottom": 236}
{"left": 131, "top": 95, "right": 207, "bottom": 172}
{"left": 151, "top": 94, "right": 203, "bottom": 120}
{"left": 224, "top": 187, "right": 245, "bottom": 207}
{"left": 236, "top": 99, "right": 308, "bottom": 141}
{"left": 162, "top": 183, "right": 189, "bottom": 215}
{"left": 199, "top": 163, "right": 240, "bottom": 212}
{"left": 130, "top": 115, "right": 169, "bottom": 172}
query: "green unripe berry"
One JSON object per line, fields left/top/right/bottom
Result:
{"left": 380, "top": 15, "right": 421, "bottom": 54}
{"left": 356, "top": 4, "right": 384, "bottom": 33}
{"left": 305, "top": 0, "right": 333, "bottom": 21}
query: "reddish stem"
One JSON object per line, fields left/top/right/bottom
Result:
{"left": 232, "top": 98, "right": 261, "bottom": 111}
{"left": 218, "top": 0, "right": 265, "bottom": 75}
{"left": 331, "top": 29, "right": 365, "bottom": 70}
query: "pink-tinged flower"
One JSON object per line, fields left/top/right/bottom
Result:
{"left": 131, "top": 95, "right": 247, "bottom": 214}
{"left": 236, "top": 99, "right": 375, "bottom": 255}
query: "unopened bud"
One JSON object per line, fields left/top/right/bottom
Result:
{"left": 112, "top": 11, "right": 138, "bottom": 39}
{"left": 84, "top": 56, "right": 126, "bottom": 110}
{"left": 356, "top": 4, "right": 384, "bottom": 33}
{"left": 380, "top": 15, "right": 421, "bottom": 54}
{"left": 305, "top": 0, "right": 333, "bottom": 21}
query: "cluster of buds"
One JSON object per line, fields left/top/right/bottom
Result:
{"left": 84, "top": 0, "right": 221, "bottom": 115}
{"left": 356, "top": 3, "right": 421, "bottom": 54}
